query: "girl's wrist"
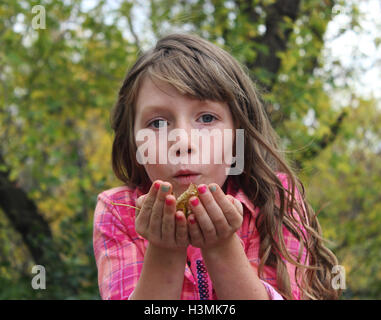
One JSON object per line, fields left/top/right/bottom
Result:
{"left": 148, "top": 242, "right": 188, "bottom": 257}
{"left": 133, "top": 241, "right": 187, "bottom": 299}
{"left": 200, "top": 233, "right": 241, "bottom": 259}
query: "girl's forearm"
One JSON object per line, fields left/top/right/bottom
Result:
{"left": 130, "top": 243, "right": 187, "bottom": 300}
{"left": 201, "top": 234, "right": 269, "bottom": 300}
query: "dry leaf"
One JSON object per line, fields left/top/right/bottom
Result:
{"left": 176, "top": 183, "right": 198, "bottom": 217}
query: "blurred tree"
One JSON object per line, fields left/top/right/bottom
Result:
{"left": 303, "top": 96, "right": 381, "bottom": 299}
{"left": 0, "top": 0, "right": 138, "bottom": 298}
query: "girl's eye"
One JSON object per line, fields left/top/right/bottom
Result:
{"left": 199, "top": 114, "right": 217, "bottom": 123}
{"left": 149, "top": 119, "right": 168, "bottom": 129}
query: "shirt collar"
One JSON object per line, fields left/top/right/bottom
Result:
{"left": 224, "top": 176, "right": 259, "bottom": 217}
{"left": 133, "top": 183, "right": 149, "bottom": 200}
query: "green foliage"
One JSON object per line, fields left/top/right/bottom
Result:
{"left": 301, "top": 98, "right": 381, "bottom": 299}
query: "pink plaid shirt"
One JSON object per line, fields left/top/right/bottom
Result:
{"left": 93, "top": 172, "right": 308, "bottom": 300}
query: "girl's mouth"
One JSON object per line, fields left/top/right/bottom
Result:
{"left": 173, "top": 174, "right": 201, "bottom": 185}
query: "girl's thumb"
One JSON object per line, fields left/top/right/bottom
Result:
{"left": 136, "top": 194, "right": 147, "bottom": 208}
{"left": 227, "top": 195, "right": 243, "bottom": 216}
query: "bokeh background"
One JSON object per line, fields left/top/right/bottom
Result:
{"left": 1, "top": 0, "right": 380, "bottom": 299}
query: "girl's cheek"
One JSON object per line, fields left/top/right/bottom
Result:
{"left": 144, "top": 163, "right": 171, "bottom": 182}
{"left": 206, "top": 135, "right": 233, "bottom": 165}
{"left": 136, "top": 134, "right": 162, "bottom": 163}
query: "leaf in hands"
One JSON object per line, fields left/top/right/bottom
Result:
{"left": 176, "top": 183, "right": 198, "bottom": 217}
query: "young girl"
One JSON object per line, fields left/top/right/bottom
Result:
{"left": 93, "top": 33, "right": 340, "bottom": 300}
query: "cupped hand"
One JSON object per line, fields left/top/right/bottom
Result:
{"left": 186, "top": 183, "right": 243, "bottom": 250}
{"left": 135, "top": 180, "right": 189, "bottom": 251}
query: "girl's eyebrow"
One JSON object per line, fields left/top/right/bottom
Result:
{"left": 142, "top": 99, "right": 216, "bottom": 110}
{"left": 139, "top": 105, "right": 173, "bottom": 119}
{"left": 140, "top": 100, "right": 226, "bottom": 118}
{"left": 141, "top": 105, "right": 171, "bottom": 113}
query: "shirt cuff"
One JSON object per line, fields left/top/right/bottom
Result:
{"left": 260, "top": 280, "right": 284, "bottom": 300}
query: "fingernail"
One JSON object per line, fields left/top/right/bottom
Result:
{"left": 209, "top": 185, "right": 217, "bottom": 192}
{"left": 189, "top": 216, "right": 196, "bottom": 224}
{"left": 197, "top": 185, "right": 207, "bottom": 194}
{"left": 154, "top": 182, "right": 160, "bottom": 190}
{"left": 175, "top": 213, "right": 183, "bottom": 221}
{"left": 161, "top": 185, "right": 170, "bottom": 192}
{"left": 190, "top": 197, "right": 199, "bottom": 206}
{"left": 165, "top": 197, "right": 173, "bottom": 206}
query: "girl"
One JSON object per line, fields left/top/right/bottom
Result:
{"left": 93, "top": 33, "right": 340, "bottom": 300}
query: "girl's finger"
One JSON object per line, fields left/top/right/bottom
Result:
{"left": 196, "top": 184, "right": 229, "bottom": 236}
{"left": 149, "top": 182, "right": 172, "bottom": 238}
{"left": 137, "top": 180, "right": 161, "bottom": 229}
{"left": 135, "top": 194, "right": 147, "bottom": 209}
{"left": 189, "top": 196, "right": 217, "bottom": 242}
{"left": 161, "top": 194, "right": 176, "bottom": 244}
{"left": 175, "top": 211, "right": 188, "bottom": 247}
{"left": 226, "top": 195, "right": 243, "bottom": 216}
{"left": 187, "top": 214, "right": 204, "bottom": 247}
{"left": 208, "top": 183, "right": 243, "bottom": 230}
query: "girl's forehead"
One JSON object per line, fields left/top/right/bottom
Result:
{"left": 136, "top": 77, "right": 182, "bottom": 106}
{"left": 135, "top": 77, "right": 229, "bottom": 114}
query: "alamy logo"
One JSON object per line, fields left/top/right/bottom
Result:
{"left": 31, "top": 5, "right": 46, "bottom": 30}
{"left": 31, "top": 265, "right": 46, "bottom": 290}
{"left": 135, "top": 128, "right": 245, "bottom": 175}
{"left": 331, "top": 265, "right": 346, "bottom": 290}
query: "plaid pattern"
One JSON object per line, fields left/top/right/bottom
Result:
{"left": 93, "top": 172, "right": 307, "bottom": 300}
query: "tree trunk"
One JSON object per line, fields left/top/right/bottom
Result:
{"left": 0, "top": 152, "right": 76, "bottom": 295}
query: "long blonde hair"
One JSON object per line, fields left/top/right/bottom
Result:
{"left": 110, "top": 33, "right": 341, "bottom": 299}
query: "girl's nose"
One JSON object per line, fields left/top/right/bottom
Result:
{"left": 169, "top": 121, "right": 198, "bottom": 159}
{"left": 176, "top": 146, "right": 192, "bottom": 157}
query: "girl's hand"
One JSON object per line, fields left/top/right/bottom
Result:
{"left": 135, "top": 180, "right": 189, "bottom": 252}
{"left": 187, "top": 183, "right": 243, "bottom": 250}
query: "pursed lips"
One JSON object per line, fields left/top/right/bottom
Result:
{"left": 173, "top": 170, "right": 201, "bottom": 185}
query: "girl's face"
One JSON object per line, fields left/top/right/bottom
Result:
{"left": 134, "top": 77, "right": 236, "bottom": 198}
